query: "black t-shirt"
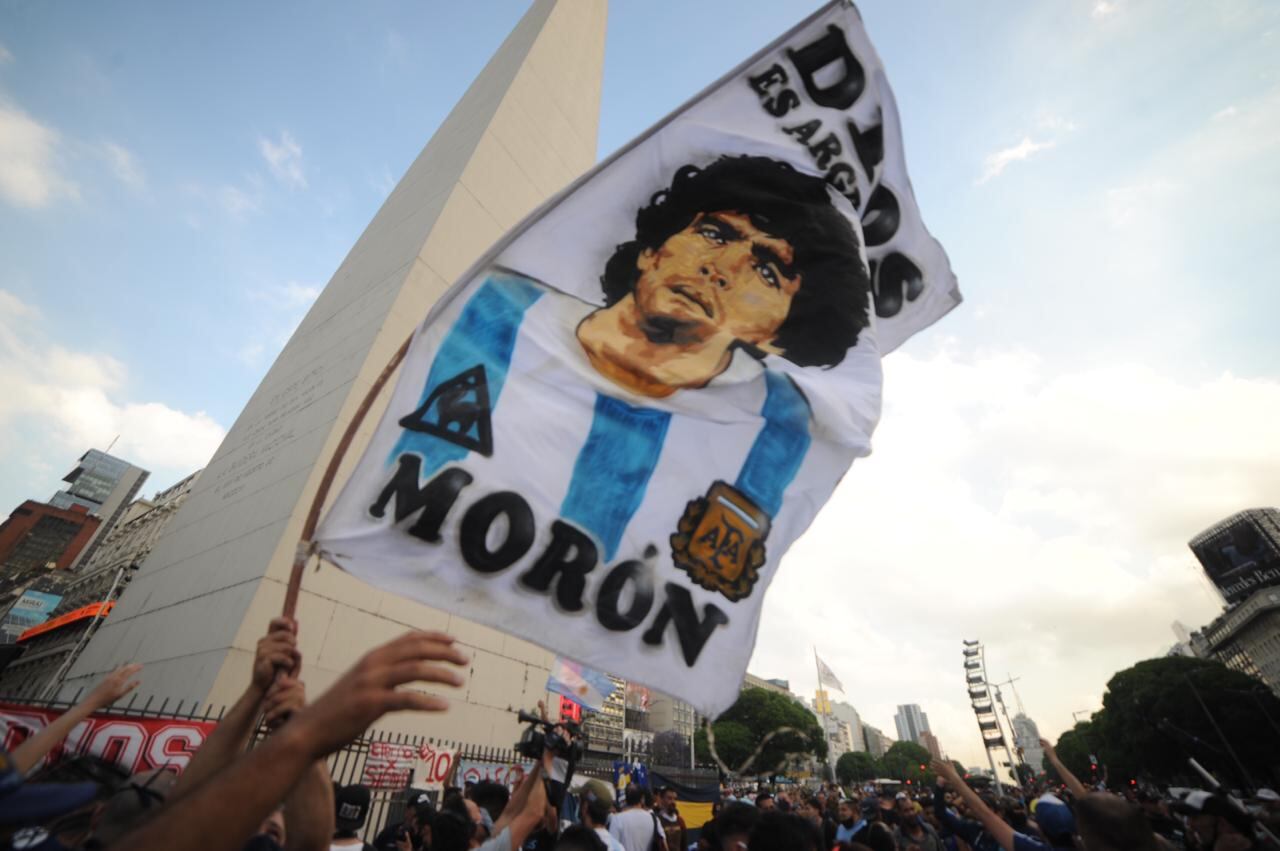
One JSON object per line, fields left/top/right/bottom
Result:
{"left": 373, "top": 822, "right": 420, "bottom": 851}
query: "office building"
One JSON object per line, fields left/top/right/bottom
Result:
{"left": 920, "top": 729, "right": 943, "bottom": 760}
{"left": 49, "top": 449, "right": 149, "bottom": 569}
{"left": 1010, "top": 713, "right": 1043, "bottom": 772}
{"left": 0, "top": 472, "right": 201, "bottom": 697}
{"left": 1197, "top": 587, "right": 1280, "bottom": 694}
{"left": 894, "top": 703, "right": 931, "bottom": 744}
{"left": 863, "top": 724, "right": 890, "bottom": 759}
{"left": 1189, "top": 508, "right": 1280, "bottom": 607}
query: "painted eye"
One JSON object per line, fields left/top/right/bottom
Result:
{"left": 699, "top": 224, "right": 725, "bottom": 243}
{"left": 757, "top": 263, "right": 780, "bottom": 288}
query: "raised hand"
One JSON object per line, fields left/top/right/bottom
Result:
{"left": 86, "top": 663, "right": 143, "bottom": 709}
{"left": 289, "top": 630, "right": 468, "bottom": 759}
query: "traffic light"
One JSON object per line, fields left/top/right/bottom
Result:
{"left": 1130, "top": 779, "right": 1137, "bottom": 786}
{"left": 920, "top": 764, "right": 927, "bottom": 772}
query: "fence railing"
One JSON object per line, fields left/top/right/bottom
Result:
{"left": 0, "top": 693, "right": 718, "bottom": 843}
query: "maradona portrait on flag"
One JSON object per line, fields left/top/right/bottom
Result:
{"left": 315, "top": 1, "right": 959, "bottom": 716}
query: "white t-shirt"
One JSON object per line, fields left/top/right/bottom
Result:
{"left": 597, "top": 825, "right": 627, "bottom": 851}
{"left": 609, "top": 807, "right": 661, "bottom": 851}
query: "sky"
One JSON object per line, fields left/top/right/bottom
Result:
{"left": 1, "top": 0, "right": 1277, "bottom": 768}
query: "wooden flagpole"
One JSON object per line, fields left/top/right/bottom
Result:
{"left": 282, "top": 333, "right": 413, "bottom": 620}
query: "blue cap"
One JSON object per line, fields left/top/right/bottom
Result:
{"left": 1032, "top": 793, "right": 1075, "bottom": 840}
{"left": 0, "top": 749, "right": 99, "bottom": 827}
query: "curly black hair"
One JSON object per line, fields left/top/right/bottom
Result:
{"left": 600, "top": 155, "right": 870, "bottom": 368}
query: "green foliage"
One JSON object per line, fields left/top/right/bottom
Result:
{"left": 1094, "top": 656, "right": 1280, "bottom": 786}
{"left": 698, "top": 688, "right": 826, "bottom": 776}
{"left": 836, "top": 751, "right": 880, "bottom": 785}
{"left": 879, "top": 741, "right": 933, "bottom": 785}
{"left": 1050, "top": 720, "right": 1099, "bottom": 784}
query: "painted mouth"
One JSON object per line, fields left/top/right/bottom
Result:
{"left": 670, "top": 284, "right": 714, "bottom": 318}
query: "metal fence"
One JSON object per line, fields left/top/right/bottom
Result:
{"left": 0, "top": 693, "right": 717, "bottom": 844}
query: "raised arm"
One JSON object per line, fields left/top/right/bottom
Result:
{"left": 1039, "top": 737, "right": 1088, "bottom": 800}
{"left": 931, "top": 760, "right": 1018, "bottom": 851}
{"left": 11, "top": 663, "right": 141, "bottom": 774}
{"left": 169, "top": 616, "right": 301, "bottom": 801}
{"left": 108, "top": 631, "right": 467, "bottom": 851}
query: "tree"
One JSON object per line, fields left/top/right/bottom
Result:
{"left": 1050, "top": 720, "right": 1099, "bottom": 784}
{"left": 695, "top": 688, "right": 826, "bottom": 777}
{"left": 879, "top": 741, "right": 933, "bottom": 786}
{"left": 1094, "top": 656, "right": 1280, "bottom": 787}
{"left": 836, "top": 751, "right": 879, "bottom": 785}
{"left": 949, "top": 759, "right": 967, "bottom": 777}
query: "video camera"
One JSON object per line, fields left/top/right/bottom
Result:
{"left": 514, "top": 709, "right": 585, "bottom": 762}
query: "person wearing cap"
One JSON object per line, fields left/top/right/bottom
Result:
{"left": 581, "top": 790, "right": 625, "bottom": 851}
{"left": 374, "top": 790, "right": 434, "bottom": 851}
{"left": 1173, "top": 790, "right": 1258, "bottom": 851}
{"left": 331, "top": 783, "right": 376, "bottom": 850}
{"left": 0, "top": 747, "right": 102, "bottom": 847}
{"left": 932, "top": 759, "right": 1072, "bottom": 851}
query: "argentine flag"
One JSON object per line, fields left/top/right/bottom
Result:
{"left": 546, "top": 656, "right": 617, "bottom": 712}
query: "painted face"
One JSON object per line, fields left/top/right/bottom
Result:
{"left": 633, "top": 211, "right": 801, "bottom": 349}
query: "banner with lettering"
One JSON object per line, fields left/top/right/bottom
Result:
{"left": 316, "top": 0, "right": 959, "bottom": 716}
{"left": 0, "top": 702, "right": 216, "bottom": 775}
{"left": 361, "top": 741, "right": 458, "bottom": 790}
{"left": 455, "top": 758, "right": 537, "bottom": 789}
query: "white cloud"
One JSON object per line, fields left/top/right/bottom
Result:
{"left": 0, "top": 104, "right": 79, "bottom": 207}
{"left": 99, "top": 141, "right": 145, "bottom": 190}
{"left": 217, "top": 184, "right": 260, "bottom": 217}
{"left": 0, "top": 290, "right": 226, "bottom": 497}
{"left": 752, "top": 348, "right": 1278, "bottom": 766}
{"left": 1036, "top": 110, "right": 1078, "bottom": 133}
{"left": 259, "top": 131, "right": 307, "bottom": 189}
{"left": 977, "top": 136, "right": 1056, "bottom": 184}
{"left": 0, "top": 44, "right": 13, "bottom": 64}
{"left": 1092, "top": 1, "right": 1117, "bottom": 20}
{"left": 1213, "top": 105, "right": 1239, "bottom": 121}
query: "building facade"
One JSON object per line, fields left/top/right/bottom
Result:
{"left": 829, "top": 700, "right": 864, "bottom": 754}
{"left": 62, "top": 0, "right": 608, "bottom": 753}
{"left": 1198, "top": 587, "right": 1280, "bottom": 694}
{"left": 0, "top": 502, "right": 101, "bottom": 579}
{"left": 48, "top": 449, "right": 149, "bottom": 570}
{"left": 863, "top": 724, "right": 890, "bottom": 759}
{"left": 742, "top": 673, "right": 794, "bottom": 698}
{"left": 920, "top": 729, "right": 943, "bottom": 760}
{"left": 1009, "top": 713, "right": 1043, "bottom": 772}
{"left": 0, "top": 472, "right": 201, "bottom": 698}
{"left": 894, "top": 703, "right": 931, "bottom": 744}
{"left": 1189, "top": 508, "right": 1280, "bottom": 607}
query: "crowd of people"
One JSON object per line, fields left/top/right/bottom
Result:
{"left": 0, "top": 617, "right": 1277, "bottom": 851}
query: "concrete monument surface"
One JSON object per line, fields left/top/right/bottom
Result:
{"left": 65, "top": 0, "right": 607, "bottom": 746}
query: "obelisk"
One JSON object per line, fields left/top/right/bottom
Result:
{"left": 65, "top": 0, "right": 607, "bottom": 745}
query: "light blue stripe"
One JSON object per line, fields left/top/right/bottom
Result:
{"left": 734, "top": 371, "right": 812, "bottom": 517}
{"left": 560, "top": 394, "right": 671, "bottom": 561}
{"left": 390, "top": 274, "right": 542, "bottom": 472}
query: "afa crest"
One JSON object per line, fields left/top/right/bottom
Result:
{"left": 670, "top": 481, "right": 770, "bottom": 602}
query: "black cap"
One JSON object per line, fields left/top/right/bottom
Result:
{"left": 335, "top": 784, "right": 372, "bottom": 832}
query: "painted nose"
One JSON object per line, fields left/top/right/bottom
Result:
{"left": 700, "top": 264, "right": 728, "bottom": 288}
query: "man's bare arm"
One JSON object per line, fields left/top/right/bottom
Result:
{"left": 170, "top": 616, "right": 301, "bottom": 801}
{"left": 109, "top": 631, "right": 467, "bottom": 851}
{"left": 284, "top": 760, "right": 334, "bottom": 851}
{"left": 1039, "top": 737, "right": 1088, "bottom": 800}
{"left": 931, "top": 760, "right": 1017, "bottom": 851}
{"left": 12, "top": 664, "right": 141, "bottom": 774}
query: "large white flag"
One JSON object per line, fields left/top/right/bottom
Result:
{"left": 315, "top": 0, "right": 959, "bottom": 716}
